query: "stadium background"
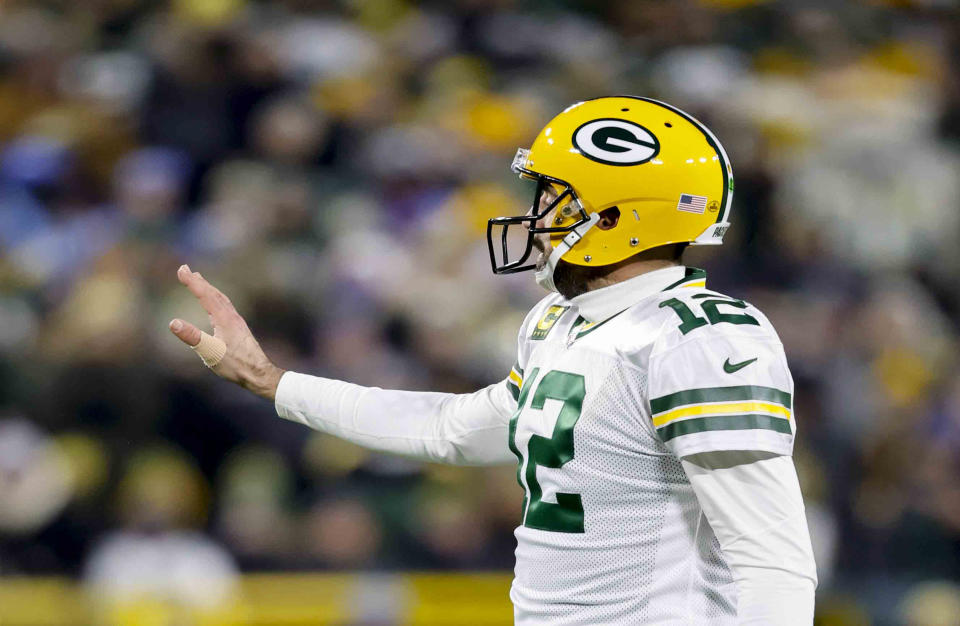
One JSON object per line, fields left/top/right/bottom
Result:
{"left": 0, "top": 0, "right": 958, "bottom": 623}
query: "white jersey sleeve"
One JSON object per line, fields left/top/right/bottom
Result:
{"left": 646, "top": 291, "right": 795, "bottom": 459}
{"left": 275, "top": 374, "right": 516, "bottom": 465}
{"left": 273, "top": 296, "right": 553, "bottom": 466}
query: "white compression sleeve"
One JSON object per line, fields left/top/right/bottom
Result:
{"left": 681, "top": 452, "right": 818, "bottom": 624}
{"left": 274, "top": 371, "right": 516, "bottom": 466}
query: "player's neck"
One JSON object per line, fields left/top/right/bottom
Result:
{"left": 554, "top": 256, "right": 682, "bottom": 300}
{"left": 584, "top": 259, "right": 680, "bottom": 292}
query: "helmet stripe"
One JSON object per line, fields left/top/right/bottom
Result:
{"left": 614, "top": 96, "right": 733, "bottom": 226}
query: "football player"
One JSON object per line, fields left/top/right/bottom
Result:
{"left": 170, "top": 97, "right": 817, "bottom": 624}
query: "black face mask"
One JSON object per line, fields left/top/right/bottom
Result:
{"left": 486, "top": 151, "right": 591, "bottom": 275}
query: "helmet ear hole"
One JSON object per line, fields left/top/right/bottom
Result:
{"left": 596, "top": 206, "right": 620, "bottom": 231}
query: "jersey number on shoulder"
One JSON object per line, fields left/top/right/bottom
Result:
{"left": 508, "top": 368, "right": 585, "bottom": 533}
{"left": 659, "top": 293, "right": 759, "bottom": 335}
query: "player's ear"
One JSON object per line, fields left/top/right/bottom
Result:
{"left": 596, "top": 206, "right": 620, "bottom": 231}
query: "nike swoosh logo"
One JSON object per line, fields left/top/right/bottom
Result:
{"left": 723, "top": 357, "right": 758, "bottom": 374}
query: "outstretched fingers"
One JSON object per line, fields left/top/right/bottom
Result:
{"left": 169, "top": 264, "right": 281, "bottom": 397}
{"left": 177, "top": 264, "right": 235, "bottom": 319}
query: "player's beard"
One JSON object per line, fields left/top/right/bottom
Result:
{"left": 553, "top": 244, "right": 687, "bottom": 300}
{"left": 535, "top": 249, "right": 547, "bottom": 272}
{"left": 532, "top": 234, "right": 550, "bottom": 272}
{"left": 553, "top": 259, "right": 597, "bottom": 300}
{"left": 534, "top": 233, "right": 622, "bottom": 300}
{"left": 535, "top": 238, "right": 602, "bottom": 300}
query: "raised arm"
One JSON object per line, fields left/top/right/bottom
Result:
{"left": 168, "top": 265, "right": 516, "bottom": 466}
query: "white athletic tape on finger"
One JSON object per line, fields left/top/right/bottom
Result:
{"left": 192, "top": 331, "right": 226, "bottom": 368}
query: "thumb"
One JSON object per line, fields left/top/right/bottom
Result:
{"left": 169, "top": 318, "right": 202, "bottom": 347}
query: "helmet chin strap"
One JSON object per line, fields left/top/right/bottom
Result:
{"left": 535, "top": 213, "right": 601, "bottom": 293}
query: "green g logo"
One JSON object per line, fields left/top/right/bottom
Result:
{"left": 572, "top": 119, "right": 660, "bottom": 166}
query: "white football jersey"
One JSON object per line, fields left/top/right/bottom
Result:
{"left": 504, "top": 265, "right": 796, "bottom": 624}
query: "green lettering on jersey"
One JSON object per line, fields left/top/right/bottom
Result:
{"left": 659, "top": 298, "right": 708, "bottom": 335}
{"left": 660, "top": 294, "right": 759, "bottom": 335}
{"left": 509, "top": 369, "right": 586, "bottom": 534}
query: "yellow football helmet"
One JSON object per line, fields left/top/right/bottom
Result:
{"left": 487, "top": 96, "right": 733, "bottom": 291}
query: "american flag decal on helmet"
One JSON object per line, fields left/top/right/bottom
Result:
{"left": 677, "top": 194, "right": 708, "bottom": 214}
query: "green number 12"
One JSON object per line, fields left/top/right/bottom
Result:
{"left": 508, "top": 369, "right": 586, "bottom": 534}
{"left": 660, "top": 293, "right": 759, "bottom": 335}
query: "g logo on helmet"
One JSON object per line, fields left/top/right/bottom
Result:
{"left": 572, "top": 118, "right": 660, "bottom": 166}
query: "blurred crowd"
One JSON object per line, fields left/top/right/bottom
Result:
{"left": 1, "top": 0, "right": 959, "bottom": 623}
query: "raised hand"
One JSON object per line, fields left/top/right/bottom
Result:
{"left": 169, "top": 264, "right": 285, "bottom": 400}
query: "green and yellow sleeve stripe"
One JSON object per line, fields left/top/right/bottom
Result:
{"left": 650, "top": 385, "right": 792, "bottom": 442}
{"left": 506, "top": 364, "right": 524, "bottom": 401}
